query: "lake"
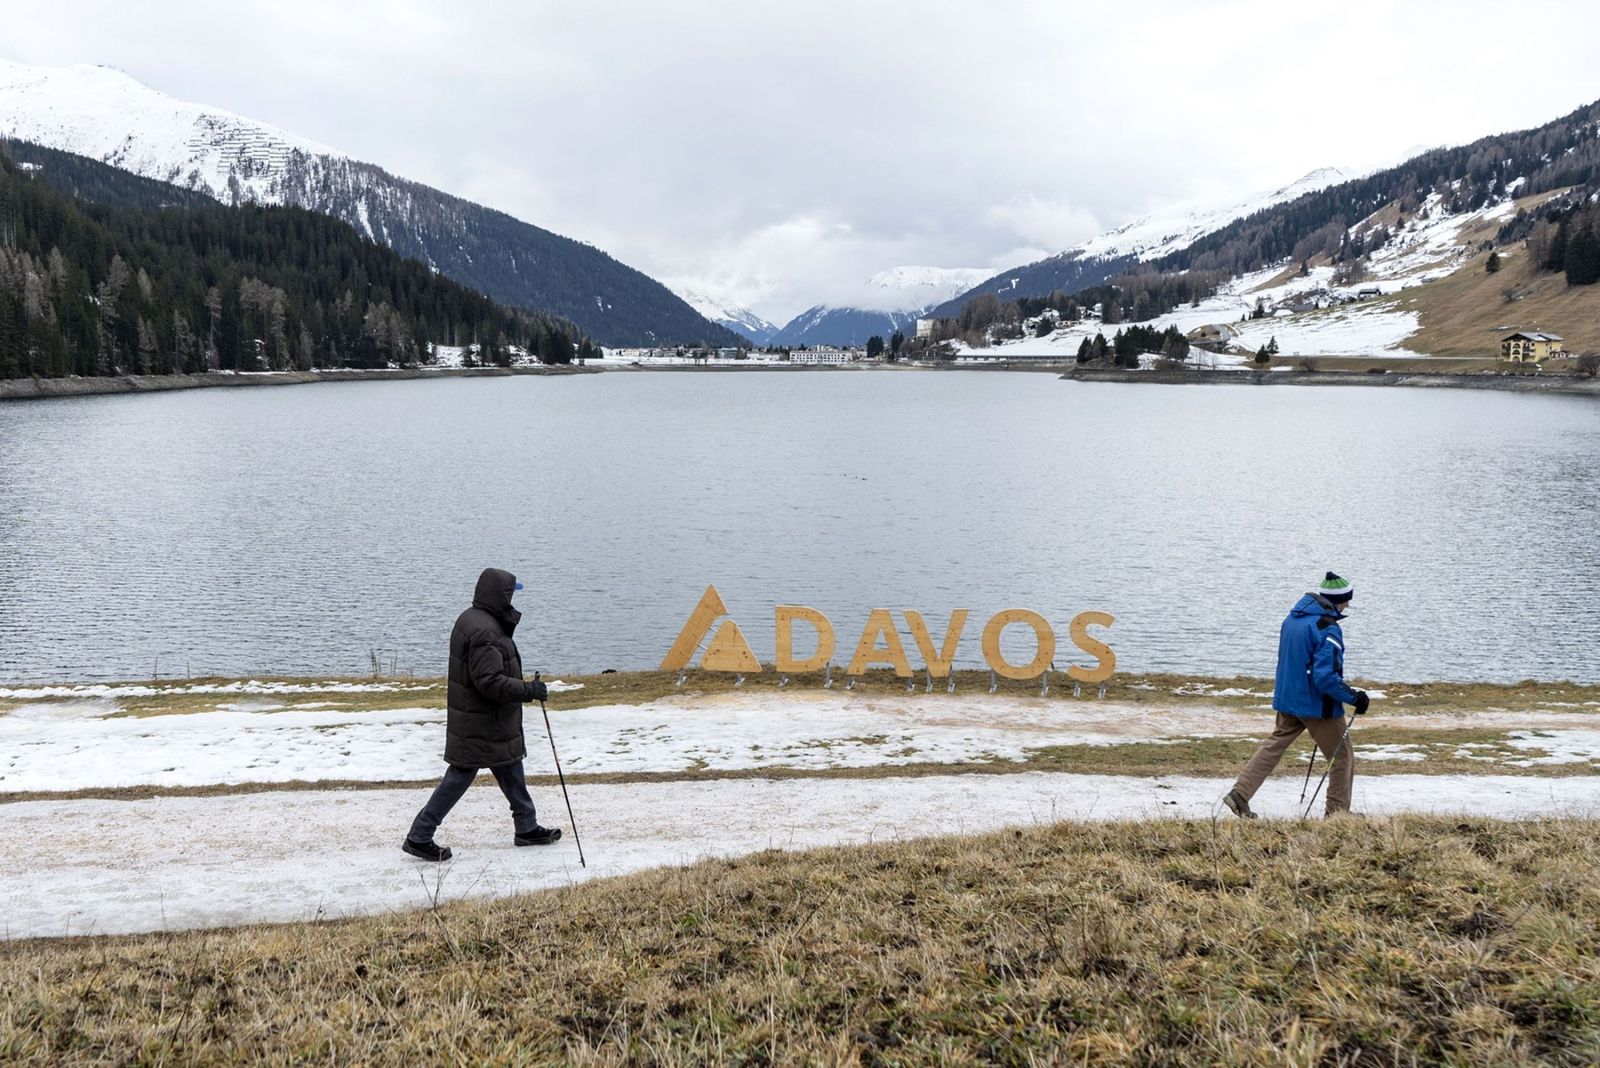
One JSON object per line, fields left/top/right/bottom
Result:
{"left": 1, "top": 371, "right": 1597, "bottom": 684}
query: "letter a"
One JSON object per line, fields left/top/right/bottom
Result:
{"left": 847, "top": 609, "right": 913, "bottom": 677}
{"left": 660, "top": 585, "right": 727, "bottom": 671}
{"left": 702, "top": 619, "right": 762, "bottom": 673}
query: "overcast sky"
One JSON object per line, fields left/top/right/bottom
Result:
{"left": 6, "top": 0, "right": 1600, "bottom": 323}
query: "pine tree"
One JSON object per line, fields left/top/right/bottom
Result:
{"left": 1565, "top": 225, "right": 1600, "bottom": 286}
{"left": 1486, "top": 250, "right": 1502, "bottom": 273}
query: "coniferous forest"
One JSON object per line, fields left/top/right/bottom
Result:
{"left": 0, "top": 144, "right": 591, "bottom": 380}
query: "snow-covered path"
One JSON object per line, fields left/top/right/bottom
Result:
{"left": 5, "top": 772, "right": 1598, "bottom": 941}
{"left": 6, "top": 691, "right": 1598, "bottom": 793}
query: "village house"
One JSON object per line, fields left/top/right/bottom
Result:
{"left": 1500, "top": 331, "right": 1565, "bottom": 362}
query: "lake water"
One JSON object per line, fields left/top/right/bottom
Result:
{"left": 1, "top": 372, "right": 1597, "bottom": 684}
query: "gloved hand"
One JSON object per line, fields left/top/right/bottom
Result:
{"left": 1352, "top": 690, "right": 1370, "bottom": 715}
{"left": 528, "top": 678, "right": 549, "bottom": 703}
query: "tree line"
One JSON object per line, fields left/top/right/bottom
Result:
{"left": 0, "top": 147, "right": 591, "bottom": 380}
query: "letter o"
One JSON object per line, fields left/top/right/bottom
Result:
{"left": 981, "top": 609, "right": 1056, "bottom": 680}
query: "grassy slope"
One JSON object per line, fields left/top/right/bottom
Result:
{"left": 6, "top": 670, "right": 1595, "bottom": 720}
{"left": 1396, "top": 245, "right": 1600, "bottom": 359}
{"left": 3, "top": 817, "right": 1596, "bottom": 1065}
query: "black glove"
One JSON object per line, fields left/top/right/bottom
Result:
{"left": 528, "top": 679, "right": 549, "bottom": 703}
{"left": 1352, "top": 690, "right": 1370, "bottom": 715}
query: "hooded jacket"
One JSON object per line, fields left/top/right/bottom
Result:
{"left": 444, "top": 568, "right": 540, "bottom": 768}
{"left": 1272, "top": 592, "right": 1362, "bottom": 720}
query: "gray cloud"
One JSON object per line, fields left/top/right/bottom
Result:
{"left": 5, "top": 0, "right": 1600, "bottom": 322}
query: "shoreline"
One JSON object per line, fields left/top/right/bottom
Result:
{"left": 0, "top": 363, "right": 598, "bottom": 401}
{"left": 1060, "top": 366, "right": 1600, "bottom": 394}
{"left": 6, "top": 360, "right": 1597, "bottom": 401}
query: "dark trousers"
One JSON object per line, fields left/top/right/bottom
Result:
{"left": 408, "top": 761, "right": 538, "bottom": 843}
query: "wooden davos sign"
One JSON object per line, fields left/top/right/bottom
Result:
{"left": 661, "top": 585, "right": 1116, "bottom": 683}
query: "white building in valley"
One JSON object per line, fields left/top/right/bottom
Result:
{"left": 790, "top": 348, "right": 853, "bottom": 365}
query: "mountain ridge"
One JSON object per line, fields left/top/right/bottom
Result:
{"left": 0, "top": 60, "right": 739, "bottom": 347}
{"left": 932, "top": 167, "right": 1355, "bottom": 318}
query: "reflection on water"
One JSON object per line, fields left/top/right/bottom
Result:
{"left": 1, "top": 373, "right": 1597, "bottom": 683}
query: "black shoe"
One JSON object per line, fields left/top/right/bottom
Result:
{"left": 1222, "top": 789, "right": 1258, "bottom": 820}
{"left": 402, "top": 838, "right": 453, "bottom": 862}
{"left": 514, "top": 825, "right": 562, "bottom": 847}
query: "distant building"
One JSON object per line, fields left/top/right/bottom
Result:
{"left": 791, "top": 347, "right": 852, "bottom": 365}
{"left": 915, "top": 318, "right": 936, "bottom": 340}
{"left": 1501, "top": 332, "right": 1565, "bottom": 362}
{"left": 1356, "top": 285, "right": 1383, "bottom": 298}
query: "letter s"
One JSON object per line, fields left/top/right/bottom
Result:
{"left": 1066, "top": 611, "right": 1116, "bottom": 684}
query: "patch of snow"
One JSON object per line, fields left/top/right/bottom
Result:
{"left": 2, "top": 691, "right": 1590, "bottom": 795}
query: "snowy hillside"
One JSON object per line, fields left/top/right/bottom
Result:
{"left": 973, "top": 186, "right": 1538, "bottom": 364}
{"left": 1077, "top": 167, "right": 1354, "bottom": 262}
{"left": 934, "top": 168, "right": 1354, "bottom": 317}
{"left": 0, "top": 61, "right": 340, "bottom": 203}
{"left": 0, "top": 60, "right": 736, "bottom": 347}
{"left": 673, "top": 289, "right": 778, "bottom": 346}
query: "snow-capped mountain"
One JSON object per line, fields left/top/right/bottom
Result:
{"left": 861, "top": 266, "right": 994, "bottom": 308}
{"left": 932, "top": 167, "right": 1353, "bottom": 317}
{"left": 0, "top": 60, "right": 738, "bottom": 347}
{"left": 1076, "top": 166, "right": 1354, "bottom": 262}
{"left": 770, "top": 266, "right": 990, "bottom": 347}
{"left": 673, "top": 289, "right": 778, "bottom": 346}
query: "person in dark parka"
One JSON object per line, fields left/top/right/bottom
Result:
{"left": 403, "top": 567, "right": 561, "bottom": 861}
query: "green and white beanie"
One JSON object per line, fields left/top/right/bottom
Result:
{"left": 1318, "top": 571, "right": 1354, "bottom": 603}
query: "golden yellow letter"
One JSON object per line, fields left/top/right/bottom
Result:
{"left": 775, "top": 605, "right": 835, "bottom": 673}
{"left": 981, "top": 609, "right": 1055, "bottom": 680}
{"left": 903, "top": 609, "right": 968, "bottom": 678}
{"left": 846, "top": 609, "right": 913, "bottom": 677}
{"left": 701, "top": 619, "right": 762, "bottom": 673}
{"left": 659, "top": 585, "right": 727, "bottom": 671}
{"left": 1066, "top": 611, "right": 1117, "bottom": 683}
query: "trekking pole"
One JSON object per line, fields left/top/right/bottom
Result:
{"left": 536, "top": 673, "right": 586, "bottom": 867}
{"left": 1302, "top": 715, "right": 1358, "bottom": 820}
{"left": 1299, "top": 745, "right": 1318, "bottom": 803}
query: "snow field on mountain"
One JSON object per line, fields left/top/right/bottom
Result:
{"left": 0, "top": 60, "right": 340, "bottom": 204}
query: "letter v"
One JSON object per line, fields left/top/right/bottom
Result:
{"left": 903, "top": 609, "right": 969, "bottom": 679}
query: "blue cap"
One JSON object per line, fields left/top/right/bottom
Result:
{"left": 513, "top": 581, "right": 524, "bottom": 591}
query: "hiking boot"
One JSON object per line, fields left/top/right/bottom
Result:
{"left": 514, "top": 825, "right": 563, "bottom": 847}
{"left": 1222, "top": 789, "right": 1257, "bottom": 820}
{"left": 402, "top": 838, "right": 453, "bottom": 862}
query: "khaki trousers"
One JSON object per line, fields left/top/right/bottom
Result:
{"left": 1233, "top": 711, "right": 1356, "bottom": 814}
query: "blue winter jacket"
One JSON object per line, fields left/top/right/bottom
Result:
{"left": 1273, "top": 593, "right": 1361, "bottom": 720}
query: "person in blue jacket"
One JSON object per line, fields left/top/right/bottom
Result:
{"left": 1224, "top": 572, "right": 1371, "bottom": 818}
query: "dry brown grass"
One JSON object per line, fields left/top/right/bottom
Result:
{"left": 6, "top": 671, "right": 1594, "bottom": 720}
{"left": 2, "top": 817, "right": 1596, "bottom": 1065}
